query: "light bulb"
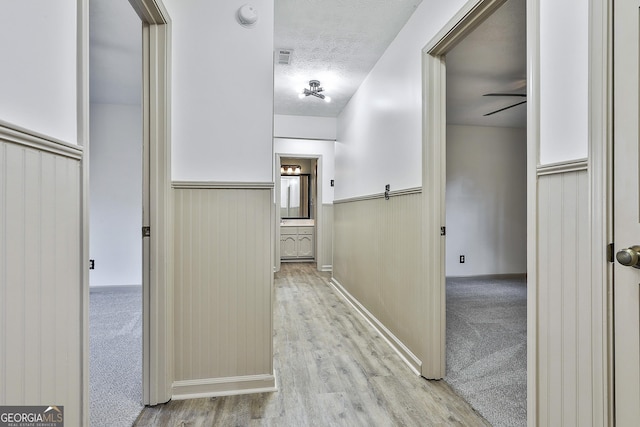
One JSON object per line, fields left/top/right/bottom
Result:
{"left": 324, "top": 96, "right": 331, "bottom": 103}
{"left": 287, "top": 167, "right": 293, "bottom": 174}
{"left": 295, "top": 167, "right": 301, "bottom": 174}
{"left": 298, "top": 93, "right": 305, "bottom": 99}
{"left": 280, "top": 167, "right": 284, "bottom": 173}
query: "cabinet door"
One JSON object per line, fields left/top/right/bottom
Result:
{"left": 281, "top": 235, "right": 298, "bottom": 258}
{"left": 297, "top": 235, "right": 314, "bottom": 258}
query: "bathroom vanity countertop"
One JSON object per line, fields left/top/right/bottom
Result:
{"left": 281, "top": 219, "right": 315, "bottom": 227}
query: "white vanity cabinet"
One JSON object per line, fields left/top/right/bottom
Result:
{"left": 281, "top": 226, "right": 315, "bottom": 259}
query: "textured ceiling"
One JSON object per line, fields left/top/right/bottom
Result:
{"left": 446, "top": 0, "right": 526, "bottom": 128}
{"left": 89, "top": 0, "right": 525, "bottom": 128}
{"left": 274, "top": 0, "right": 423, "bottom": 117}
{"left": 90, "top": 0, "right": 141, "bottom": 106}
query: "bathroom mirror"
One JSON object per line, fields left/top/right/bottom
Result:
{"left": 281, "top": 174, "right": 310, "bottom": 218}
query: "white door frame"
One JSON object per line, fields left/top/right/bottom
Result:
{"left": 589, "top": 0, "right": 613, "bottom": 423}
{"left": 274, "top": 153, "right": 324, "bottom": 272}
{"left": 128, "top": 0, "right": 173, "bottom": 406}
{"left": 420, "top": 0, "right": 510, "bottom": 379}
{"left": 421, "top": 0, "right": 613, "bottom": 425}
{"left": 79, "top": 0, "right": 173, "bottom": 414}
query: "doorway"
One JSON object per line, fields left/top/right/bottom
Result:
{"left": 443, "top": 2, "right": 527, "bottom": 424}
{"left": 276, "top": 156, "right": 321, "bottom": 269}
{"left": 89, "top": 0, "right": 143, "bottom": 424}
{"left": 83, "top": 0, "right": 173, "bottom": 419}
{"left": 421, "top": 0, "right": 527, "bottom": 424}
{"left": 275, "top": 154, "right": 325, "bottom": 272}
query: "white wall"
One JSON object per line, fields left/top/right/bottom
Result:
{"left": 90, "top": 103, "right": 142, "bottom": 286}
{"left": 166, "top": 0, "right": 274, "bottom": 182}
{"left": 0, "top": 0, "right": 77, "bottom": 143}
{"left": 336, "top": 0, "right": 467, "bottom": 200}
{"left": 336, "top": 0, "right": 590, "bottom": 198}
{"left": 539, "top": 0, "right": 589, "bottom": 165}
{"left": 274, "top": 115, "right": 337, "bottom": 141}
{"left": 274, "top": 138, "right": 335, "bottom": 203}
{"left": 446, "top": 125, "right": 527, "bottom": 276}
{"left": 0, "top": 2, "right": 84, "bottom": 423}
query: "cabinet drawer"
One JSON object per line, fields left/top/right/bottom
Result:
{"left": 297, "top": 227, "right": 314, "bottom": 235}
{"left": 280, "top": 227, "right": 297, "bottom": 235}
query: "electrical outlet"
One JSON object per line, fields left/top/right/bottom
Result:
{"left": 459, "top": 255, "right": 465, "bottom": 263}
{"left": 89, "top": 259, "right": 95, "bottom": 270}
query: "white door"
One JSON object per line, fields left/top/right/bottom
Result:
{"left": 614, "top": 0, "right": 640, "bottom": 422}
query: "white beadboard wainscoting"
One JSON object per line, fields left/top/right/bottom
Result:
{"left": 332, "top": 189, "right": 423, "bottom": 373}
{"left": 172, "top": 183, "right": 276, "bottom": 398}
{"left": 535, "top": 163, "right": 607, "bottom": 426}
{"left": 319, "top": 204, "right": 333, "bottom": 272}
{"left": 0, "top": 127, "right": 83, "bottom": 424}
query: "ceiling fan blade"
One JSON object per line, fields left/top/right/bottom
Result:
{"left": 483, "top": 93, "right": 527, "bottom": 97}
{"left": 484, "top": 100, "right": 527, "bottom": 116}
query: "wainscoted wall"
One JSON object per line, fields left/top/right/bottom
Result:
{"left": 332, "top": 190, "right": 423, "bottom": 372}
{"left": 319, "top": 204, "right": 333, "bottom": 271}
{"left": 172, "top": 183, "right": 276, "bottom": 398}
{"left": 535, "top": 165, "right": 606, "bottom": 425}
{"left": 0, "top": 129, "right": 83, "bottom": 424}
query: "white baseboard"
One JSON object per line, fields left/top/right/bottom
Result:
{"left": 172, "top": 374, "right": 277, "bottom": 400}
{"left": 320, "top": 264, "right": 332, "bottom": 272}
{"left": 89, "top": 284, "right": 142, "bottom": 292}
{"left": 330, "top": 278, "right": 422, "bottom": 376}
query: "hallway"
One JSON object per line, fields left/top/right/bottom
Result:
{"left": 135, "top": 263, "right": 488, "bottom": 426}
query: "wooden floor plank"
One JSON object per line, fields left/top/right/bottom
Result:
{"left": 134, "top": 263, "right": 489, "bottom": 426}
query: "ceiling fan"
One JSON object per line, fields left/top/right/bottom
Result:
{"left": 483, "top": 93, "right": 527, "bottom": 116}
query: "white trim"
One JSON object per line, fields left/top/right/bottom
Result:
{"left": 320, "top": 265, "right": 333, "bottom": 272}
{"left": 171, "top": 374, "right": 277, "bottom": 400}
{"left": 274, "top": 136, "right": 336, "bottom": 142}
{"left": 172, "top": 181, "right": 274, "bottom": 189}
{"left": 0, "top": 121, "right": 82, "bottom": 159}
{"left": 421, "top": 0, "right": 511, "bottom": 382}
{"left": 330, "top": 278, "right": 422, "bottom": 376}
{"left": 447, "top": 273, "right": 527, "bottom": 280}
{"left": 525, "top": 1, "right": 539, "bottom": 425}
{"left": 589, "top": 0, "right": 613, "bottom": 424}
{"left": 333, "top": 187, "right": 422, "bottom": 204}
{"left": 89, "top": 285, "right": 142, "bottom": 292}
{"left": 424, "top": 0, "right": 507, "bottom": 54}
{"left": 536, "top": 159, "right": 588, "bottom": 176}
{"left": 77, "top": 0, "right": 90, "bottom": 424}
{"left": 125, "top": 0, "right": 174, "bottom": 406}
{"left": 275, "top": 153, "right": 325, "bottom": 273}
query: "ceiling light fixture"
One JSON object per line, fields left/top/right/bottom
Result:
{"left": 298, "top": 80, "right": 331, "bottom": 103}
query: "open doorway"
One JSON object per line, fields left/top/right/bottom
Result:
{"left": 88, "top": 0, "right": 143, "bottom": 425}
{"left": 277, "top": 156, "right": 320, "bottom": 268}
{"left": 424, "top": 0, "right": 527, "bottom": 425}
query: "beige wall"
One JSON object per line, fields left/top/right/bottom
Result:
{"left": 172, "top": 185, "right": 275, "bottom": 397}
{"left": 319, "top": 204, "right": 334, "bottom": 272}
{"left": 535, "top": 167, "right": 606, "bottom": 425}
{"left": 332, "top": 191, "right": 423, "bottom": 371}
{"left": 0, "top": 135, "right": 83, "bottom": 424}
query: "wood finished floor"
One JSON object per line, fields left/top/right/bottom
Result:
{"left": 134, "top": 263, "right": 489, "bottom": 426}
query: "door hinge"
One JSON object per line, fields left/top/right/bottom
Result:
{"left": 607, "top": 243, "right": 614, "bottom": 262}
{"left": 142, "top": 226, "right": 151, "bottom": 238}
{"left": 440, "top": 226, "right": 446, "bottom": 236}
